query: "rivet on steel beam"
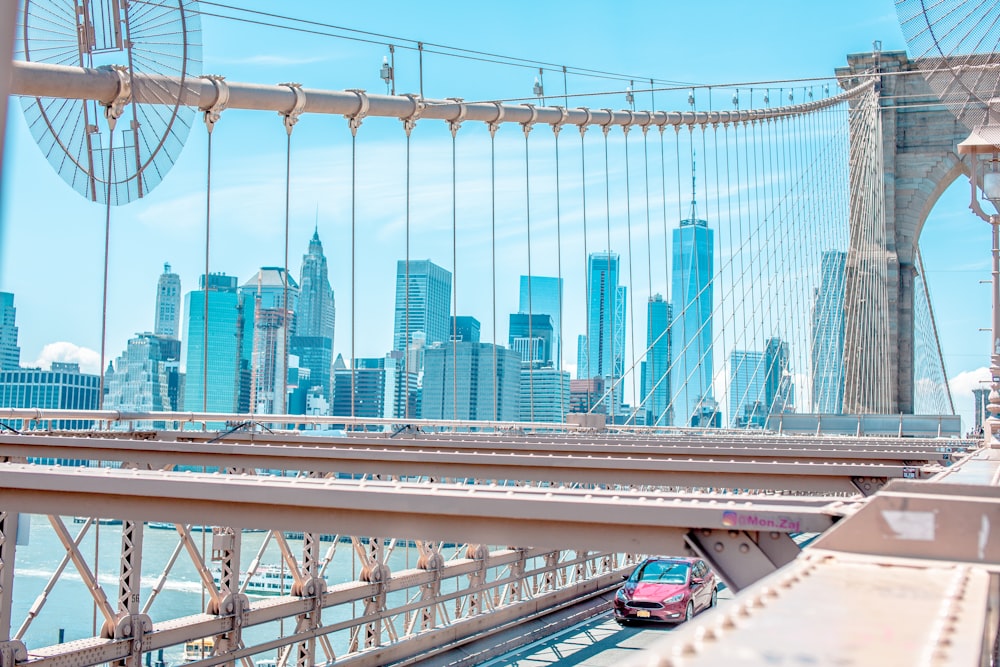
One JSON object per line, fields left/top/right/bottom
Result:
{"left": 739, "top": 543, "right": 750, "bottom": 554}
{"left": 713, "top": 542, "right": 724, "bottom": 553}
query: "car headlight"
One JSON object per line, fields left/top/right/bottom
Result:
{"left": 662, "top": 593, "right": 685, "bottom": 604}
{"left": 616, "top": 588, "right": 629, "bottom": 601}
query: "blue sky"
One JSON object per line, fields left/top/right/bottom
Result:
{"left": 0, "top": 0, "right": 990, "bottom": 427}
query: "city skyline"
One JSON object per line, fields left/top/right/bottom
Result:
{"left": 0, "top": 3, "right": 985, "bottom": 428}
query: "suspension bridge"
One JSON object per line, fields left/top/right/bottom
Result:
{"left": 1, "top": 0, "right": 999, "bottom": 665}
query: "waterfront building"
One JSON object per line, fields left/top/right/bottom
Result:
{"left": 104, "top": 333, "right": 182, "bottom": 428}
{"left": 154, "top": 263, "right": 181, "bottom": 339}
{"left": 0, "top": 292, "right": 20, "bottom": 371}
{"left": 641, "top": 295, "right": 672, "bottom": 426}
{"left": 291, "top": 230, "right": 336, "bottom": 405}
{"left": 582, "top": 252, "right": 626, "bottom": 415}
{"left": 451, "top": 316, "right": 481, "bottom": 343}
{"left": 519, "top": 276, "right": 563, "bottom": 369}
{"left": 183, "top": 273, "right": 241, "bottom": 414}
{"left": 670, "top": 195, "right": 715, "bottom": 426}
{"left": 812, "top": 250, "right": 847, "bottom": 413}
{"left": 421, "top": 342, "right": 520, "bottom": 421}
{"left": 728, "top": 350, "right": 767, "bottom": 428}
{"left": 332, "top": 356, "right": 394, "bottom": 426}
{"left": 392, "top": 260, "right": 452, "bottom": 358}
{"left": 0, "top": 362, "right": 100, "bottom": 429}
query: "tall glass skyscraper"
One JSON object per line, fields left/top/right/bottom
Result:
{"left": 154, "top": 263, "right": 181, "bottom": 339}
{"left": 764, "top": 336, "right": 793, "bottom": 413}
{"left": 183, "top": 273, "right": 241, "bottom": 414}
{"left": 393, "top": 260, "right": 452, "bottom": 355}
{"left": 580, "top": 252, "right": 626, "bottom": 413}
{"left": 0, "top": 292, "right": 20, "bottom": 371}
{"left": 670, "top": 209, "right": 714, "bottom": 426}
{"left": 292, "top": 230, "right": 336, "bottom": 404}
{"left": 509, "top": 313, "right": 554, "bottom": 368}
{"left": 729, "top": 350, "right": 766, "bottom": 428}
{"left": 519, "top": 276, "right": 563, "bottom": 369}
{"left": 812, "top": 250, "right": 846, "bottom": 413}
{"left": 641, "top": 294, "right": 672, "bottom": 426}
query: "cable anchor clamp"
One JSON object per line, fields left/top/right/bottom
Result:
{"left": 521, "top": 103, "right": 538, "bottom": 137}
{"left": 278, "top": 82, "right": 306, "bottom": 136}
{"left": 577, "top": 107, "right": 593, "bottom": 136}
{"left": 200, "top": 74, "right": 229, "bottom": 133}
{"left": 552, "top": 106, "right": 569, "bottom": 136}
{"left": 446, "top": 97, "right": 467, "bottom": 137}
{"left": 487, "top": 101, "right": 505, "bottom": 138}
{"left": 600, "top": 108, "right": 616, "bottom": 136}
{"left": 103, "top": 64, "right": 132, "bottom": 132}
{"left": 402, "top": 93, "right": 424, "bottom": 136}
{"left": 345, "top": 88, "right": 369, "bottom": 136}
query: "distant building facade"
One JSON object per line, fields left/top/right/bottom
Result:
{"left": 0, "top": 362, "right": 100, "bottom": 429}
{"left": 641, "top": 295, "right": 671, "bottom": 426}
{"left": 183, "top": 273, "right": 242, "bottom": 414}
{"left": 154, "top": 263, "right": 181, "bottom": 339}
{"left": 241, "top": 267, "right": 299, "bottom": 415}
{"left": 421, "top": 342, "right": 520, "bottom": 421}
{"left": 291, "top": 230, "right": 336, "bottom": 406}
{"left": 393, "top": 259, "right": 452, "bottom": 356}
{"left": 519, "top": 367, "right": 570, "bottom": 423}
{"left": 579, "top": 252, "right": 626, "bottom": 415}
{"left": 0, "top": 292, "right": 20, "bottom": 371}
{"left": 519, "top": 276, "right": 563, "bottom": 369}
{"left": 812, "top": 250, "right": 846, "bottom": 413}
{"left": 451, "top": 316, "right": 481, "bottom": 343}
{"left": 728, "top": 350, "right": 767, "bottom": 428}
{"left": 105, "top": 334, "right": 182, "bottom": 428}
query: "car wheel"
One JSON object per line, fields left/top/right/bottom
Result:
{"left": 711, "top": 586, "right": 718, "bottom": 608}
{"left": 684, "top": 602, "right": 694, "bottom": 622}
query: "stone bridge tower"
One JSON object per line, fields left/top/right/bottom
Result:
{"left": 836, "top": 51, "right": 971, "bottom": 415}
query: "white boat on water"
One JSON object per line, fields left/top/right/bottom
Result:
{"left": 213, "top": 565, "right": 303, "bottom": 596}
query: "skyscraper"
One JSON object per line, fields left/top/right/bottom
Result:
{"left": 183, "top": 273, "right": 242, "bottom": 415}
{"left": 670, "top": 200, "right": 714, "bottom": 426}
{"left": 421, "top": 342, "right": 520, "bottom": 421}
{"left": 0, "top": 292, "right": 20, "bottom": 371}
{"left": 0, "top": 363, "right": 100, "bottom": 429}
{"left": 451, "top": 316, "right": 481, "bottom": 343}
{"left": 728, "top": 350, "right": 767, "bottom": 428}
{"left": 509, "top": 313, "right": 554, "bottom": 368}
{"left": 812, "top": 250, "right": 846, "bottom": 413}
{"left": 104, "top": 333, "right": 181, "bottom": 428}
{"left": 291, "top": 229, "right": 336, "bottom": 404}
{"left": 519, "top": 276, "right": 563, "bottom": 369}
{"left": 764, "top": 336, "right": 793, "bottom": 413}
{"left": 582, "top": 252, "right": 626, "bottom": 413}
{"left": 241, "top": 267, "right": 299, "bottom": 415}
{"left": 518, "top": 367, "right": 570, "bottom": 423}
{"left": 641, "top": 295, "right": 672, "bottom": 426}
{"left": 154, "top": 263, "right": 181, "bottom": 339}
{"left": 393, "top": 260, "right": 452, "bottom": 356}
{"left": 332, "top": 356, "right": 392, "bottom": 427}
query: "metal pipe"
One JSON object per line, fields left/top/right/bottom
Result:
{"left": 9, "top": 60, "right": 871, "bottom": 131}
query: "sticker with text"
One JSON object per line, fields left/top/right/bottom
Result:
{"left": 721, "top": 511, "right": 800, "bottom": 532}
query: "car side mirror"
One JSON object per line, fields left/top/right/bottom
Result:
{"left": 621, "top": 574, "right": 629, "bottom": 580}
{"left": 690, "top": 577, "right": 703, "bottom": 586}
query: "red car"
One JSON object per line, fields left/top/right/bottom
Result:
{"left": 613, "top": 556, "right": 719, "bottom": 625}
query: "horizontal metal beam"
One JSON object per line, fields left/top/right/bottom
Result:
{"left": 0, "top": 464, "right": 844, "bottom": 553}
{"left": 0, "top": 433, "right": 942, "bottom": 494}
{"left": 9, "top": 60, "right": 870, "bottom": 131}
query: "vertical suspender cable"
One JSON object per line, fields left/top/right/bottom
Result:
{"left": 282, "top": 132, "right": 291, "bottom": 415}
{"left": 642, "top": 126, "right": 653, "bottom": 421}
{"left": 523, "top": 115, "right": 535, "bottom": 422}
{"left": 580, "top": 119, "right": 592, "bottom": 412}
{"left": 404, "top": 128, "right": 412, "bottom": 419}
{"left": 553, "top": 114, "right": 566, "bottom": 418}
{"left": 488, "top": 107, "right": 501, "bottom": 423}
{"left": 622, "top": 123, "right": 638, "bottom": 424}
{"left": 203, "top": 129, "right": 212, "bottom": 418}
{"left": 97, "top": 127, "right": 116, "bottom": 410}
{"left": 602, "top": 120, "right": 614, "bottom": 422}
{"left": 451, "top": 122, "right": 458, "bottom": 421}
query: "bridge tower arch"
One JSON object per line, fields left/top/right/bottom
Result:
{"left": 837, "top": 51, "right": 971, "bottom": 414}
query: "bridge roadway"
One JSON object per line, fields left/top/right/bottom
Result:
{"left": 0, "top": 419, "right": 993, "bottom": 666}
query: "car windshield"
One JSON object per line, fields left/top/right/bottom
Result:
{"left": 635, "top": 561, "right": 690, "bottom": 584}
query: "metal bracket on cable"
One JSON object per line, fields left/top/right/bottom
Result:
{"left": 345, "top": 88, "right": 369, "bottom": 137}
{"left": 600, "top": 108, "right": 616, "bottom": 136}
{"left": 200, "top": 74, "right": 229, "bottom": 134}
{"left": 402, "top": 93, "right": 424, "bottom": 137}
{"left": 103, "top": 64, "right": 131, "bottom": 132}
{"left": 620, "top": 109, "right": 634, "bottom": 136}
{"left": 521, "top": 103, "right": 538, "bottom": 137}
{"left": 486, "top": 101, "right": 504, "bottom": 138}
{"left": 577, "top": 107, "right": 592, "bottom": 136}
{"left": 638, "top": 109, "right": 655, "bottom": 135}
{"left": 552, "top": 106, "right": 569, "bottom": 136}
{"left": 446, "top": 97, "right": 466, "bottom": 138}
{"left": 278, "top": 82, "right": 306, "bottom": 135}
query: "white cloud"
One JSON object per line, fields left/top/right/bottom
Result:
{"left": 31, "top": 342, "right": 101, "bottom": 375}
{"left": 949, "top": 366, "right": 990, "bottom": 434}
